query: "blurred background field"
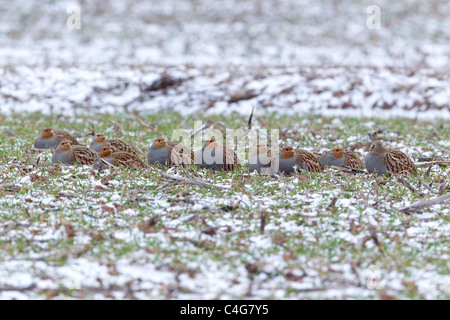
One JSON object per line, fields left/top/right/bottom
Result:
{"left": 1, "top": 0, "right": 450, "bottom": 117}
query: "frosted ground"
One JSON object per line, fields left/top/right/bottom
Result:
{"left": 0, "top": 0, "right": 449, "bottom": 299}
{"left": 1, "top": 0, "right": 450, "bottom": 117}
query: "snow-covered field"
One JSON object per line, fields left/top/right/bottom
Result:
{"left": 1, "top": 113, "right": 449, "bottom": 299}
{"left": 0, "top": 0, "right": 449, "bottom": 299}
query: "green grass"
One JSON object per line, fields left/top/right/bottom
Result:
{"left": 0, "top": 111, "right": 449, "bottom": 299}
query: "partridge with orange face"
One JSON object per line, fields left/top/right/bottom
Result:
{"left": 147, "top": 137, "right": 193, "bottom": 167}
{"left": 94, "top": 145, "right": 146, "bottom": 169}
{"left": 249, "top": 144, "right": 278, "bottom": 175}
{"left": 279, "top": 146, "right": 323, "bottom": 174}
{"left": 319, "top": 147, "right": 363, "bottom": 168}
{"left": 195, "top": 138, "right": 240, "bottom": 171}
{"left": 34, "top": 128, "right": 79, "bottom": 149}
{"left": 90, "top": 133, "right": 141, "bottom": 156}
{"left": 365, "top": 140, "right": 416, "bottom": 176}
{"left": 52, "top": 140, "right": 96, "bottom": 165}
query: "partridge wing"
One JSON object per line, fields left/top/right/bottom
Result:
{"left": 223, "top": 145, "right": 239, "bottom": 171}
{"left": 295, "top": 149, "right": 323, "bottom": 172}
{"left": 167, "top": 145, "right": 191, "bottom": 166}
{"left": 108, "top": 139, "right": 141, "bottom": 156}
{"left": 113, "top": 152, "right": 146, "bottom": 168}
{"left": 55, "top": 130, "right": 79, "bottom": 145}
{"left": 72, "top": 146, "right": 96, "bottom": 165}
{"left": 168, "top": 141, "right": 194, "bottom": 162}
{"left": 385, "top": 151, "right": 416, "bottom": 175}
{"left": 168, "top": 141, "right": 195, "bottom": 166}
{"left": 344, "top": 151, "right": 364, "bottom": 168}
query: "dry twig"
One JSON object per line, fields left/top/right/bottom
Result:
{"left": 399, "top": 193, "right": 450, "bottom": 213}
{"left": 397, "top": 176, "right": 424, "bottom": 197}
{"left": 415, "top": 161, "right": 449, "bottom": 168}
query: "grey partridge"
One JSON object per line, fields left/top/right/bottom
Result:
{"left": 94, "top": 145, "right": 146, "bottom": 169}
{"left": 90, "top": 133, "right": 141, "bottom": 156}
{"left": 365, "top": 140, "right": 416, "bottom": 176}
{"left": 195, "top": 138, "right": 240, "bottom": 171}
{"left": 52, "top": 140, "right": 96, "bottom": 165}
{"left": 319, "top": 147, "right": 364, "bottom": 168}
{"left": 147, "top": 137, "right": 193, "bottom": 167}
{"left": 248, "top": 144, "right": 278, "bottom": 175}
{"left": 279, "top": 146, "right": 323, "bottom": 174}
{"left": 34, "top": 128, "right": 79, "bottom": 149}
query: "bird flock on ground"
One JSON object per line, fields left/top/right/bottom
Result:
{"left": 33, "top": 127, "right": 418, "bottom": 176}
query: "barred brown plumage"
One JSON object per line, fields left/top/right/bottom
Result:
{"left": 345, "top": 151, "right": 364, "bottom": 168}
{"left": 167, "top": 141, "right": 195, "bottom": 163}
{"left": 71, "top": 145, "right": 97, "bottom": 165}
{"left": 385, "top": 150, "right": 417, "bottom": 175}
{"left": 54, "top": 130, "right": 79, "bottom": 145}
{"left": 294, "top": 148, "right": 323, "bottom": 172}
